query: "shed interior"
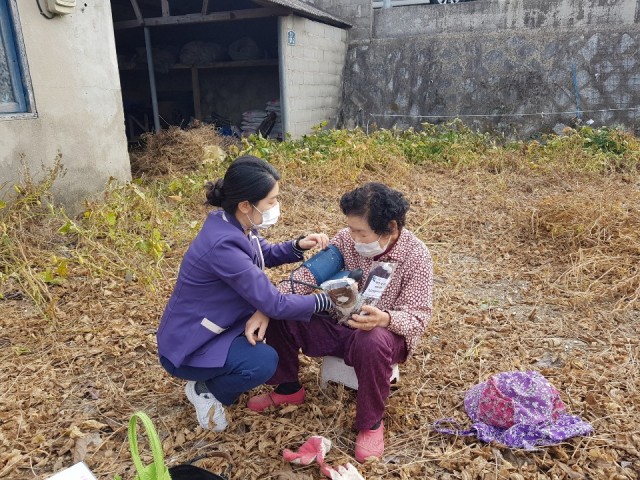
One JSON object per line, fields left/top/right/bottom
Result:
{"left": 110, "top": 0, "right": 283, "bottom": 141}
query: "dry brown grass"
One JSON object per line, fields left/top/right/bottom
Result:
{"left": 526, "top": 185, "right": 640, "bottom": 308}
{"left": 1, "top": 128, "right": 639, "bottom": 479}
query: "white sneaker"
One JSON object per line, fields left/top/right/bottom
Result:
{"left": 184, "top": 381, "right": 228, "bottom": 432}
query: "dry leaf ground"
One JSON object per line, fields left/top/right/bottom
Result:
{"left": 1, "top": 127, "right": 639, "bottom": 479}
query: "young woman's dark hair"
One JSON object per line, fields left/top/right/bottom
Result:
{"left": 206, "top": 156, "right": 281, "bottom": 213}
{"left": 340, "top": 182, "right": 410, "bottom": 235}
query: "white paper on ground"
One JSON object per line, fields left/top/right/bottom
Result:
{"left": 47, "top": 462, "right": 98, "bottom": 480}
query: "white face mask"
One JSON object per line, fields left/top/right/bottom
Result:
{"left": 249, "top": 202, "right": 280, "bottom": 230}
{"left": 354, "top": 235, "right": 390, "bottom": 258}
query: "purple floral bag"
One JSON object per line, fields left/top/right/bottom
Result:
{"left": 433, "top": 371, "right": 593, "bottom": 450}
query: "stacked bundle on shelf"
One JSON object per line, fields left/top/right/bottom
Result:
{"left": 180, "top": 41, "right": 226, "bottom": 66}
{"left": 240, "top": 110, "right": 268, "bottom": 136}
{"left": 228, "top": 37, "right": 262, "bottom": 61}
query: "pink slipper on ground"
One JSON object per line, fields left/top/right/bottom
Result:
{"left": 354, "top": 421, "right": 384, "bottom": 463}
{"left": 247, "top": 387, "right": 306, "bottom": 412}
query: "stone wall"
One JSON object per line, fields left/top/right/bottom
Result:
{"left": 279, "top": 16, "right": 348, "bottom": 138}
{"left": 342, "top": 26, "right": 640, "bottom": 137}
{"left": 307, "top": 0, "right": 640, "bottom": 137}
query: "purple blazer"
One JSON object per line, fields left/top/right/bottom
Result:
{"left": 157, "top": 210, "right": 315, "bottom": 368}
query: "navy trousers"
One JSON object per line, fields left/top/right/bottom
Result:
{"left": 160, "top": 335, "right": 278, "bottom": 406}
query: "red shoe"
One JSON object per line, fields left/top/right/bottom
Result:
{"left": 247, "top": 387, "right": 305, "bottom": 412}
{"left": 355, "top": 421, "right": 384, "bottom": 463}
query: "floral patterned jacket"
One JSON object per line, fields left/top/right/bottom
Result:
{"left": 279, "top": 227, "right": 434, "bottom": 356}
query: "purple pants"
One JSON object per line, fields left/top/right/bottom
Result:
{"left": 266, "top": 314, "right": 408, "bottom": 431}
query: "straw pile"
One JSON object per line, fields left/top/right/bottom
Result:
{"left": 130, "top": 124, "right": 237, "bottom": 176}
{"left": 1, "top": 126, "right": 639, "bottom": 479}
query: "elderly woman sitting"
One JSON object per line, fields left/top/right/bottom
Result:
{"left": 247, "top": 182, "right": 434, "bottom": 462}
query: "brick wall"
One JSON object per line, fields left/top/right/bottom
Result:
{"left": 279, "top": 16, "right": 348, "bottom": 138}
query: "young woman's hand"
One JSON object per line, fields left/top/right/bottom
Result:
{"left": 245, "top": 310, "right": 270, "bottom": 346}
{"left": 347, "top": 305, "right": 391, "bottom": 331}
{"left": 299, "top": 233, "right": 330, "bottom": 250}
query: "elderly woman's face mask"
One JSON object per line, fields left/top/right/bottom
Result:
{"left": 354, "top": 235, "right": 391, "bottom": 257}
{"left": 347, "top": 215, "right": 391, "bottom": 257}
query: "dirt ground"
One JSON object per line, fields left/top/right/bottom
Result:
{"left": 1, "top": 165, "right": 638, "bottom": 479}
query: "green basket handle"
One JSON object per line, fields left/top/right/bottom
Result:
{"left": 128, "top": 411, "right": 171, "bottom": 480}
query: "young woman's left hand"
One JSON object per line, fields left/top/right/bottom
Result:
{"left": 299, "top": 233, "right": 330, "bottom": 250}
{"left": 347, "top": 305, "right": 391, "bottom": 331}
{"left": 245, "top": 310, "right": 270, "bottom": 346}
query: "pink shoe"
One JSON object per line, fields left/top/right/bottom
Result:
{"left": 354, "top": 421, "right": 384, "bottom": 463}
{"left": 247, "top": 387, "right": 305, "bottom": 412}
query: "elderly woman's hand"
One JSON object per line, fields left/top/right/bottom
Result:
{"left": 245, "top": 310, "right": 270, "bottom": 345}
{"left": 347, "top": 305, "right": 391, "bottom": 331}
{"left": 299, "top": 233, "right": 330, "bottom": 250}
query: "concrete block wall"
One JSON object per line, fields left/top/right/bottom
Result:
{"left": 374, "top": 0, "right": 639, "bottom": 38}
{"left": 0, "top": 1, "right": 130, "bottom": 212}
{"left": 300, "top": 0, "right": 372, "bottom": 41}
{"left": 279, "top": 16, "right": 348, "bottom": 138}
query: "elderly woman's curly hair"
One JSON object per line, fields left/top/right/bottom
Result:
{"left": 339, "top": 183, "right": 410, "bottom": 235}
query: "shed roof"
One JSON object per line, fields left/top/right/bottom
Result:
{"left": 253, "top": 0, "right": 352, "bottom": 28}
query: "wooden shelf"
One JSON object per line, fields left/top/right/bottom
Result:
{"left": 119, "top": 59, "right": 278, "bottom": 71}
{"left": 174, "top": 59, "right": 278, "bottom": 69}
